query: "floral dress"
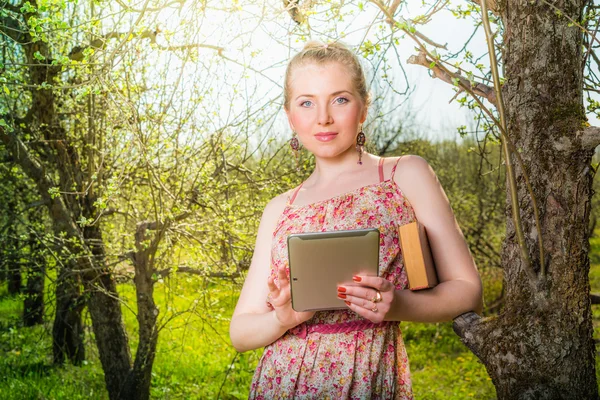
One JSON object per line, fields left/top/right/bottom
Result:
{"left": 250, "top": 157, "right": 415, "bottom": 399}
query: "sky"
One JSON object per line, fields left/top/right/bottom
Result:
{"left": 151, "top": 0, "right": 599, "bottom": 145}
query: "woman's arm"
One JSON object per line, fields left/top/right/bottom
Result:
{"left": 229, "top": 192, "right": 314, "bottom": 352}
{"left": 341, "top": 155, "right": 483, "bottom": 322}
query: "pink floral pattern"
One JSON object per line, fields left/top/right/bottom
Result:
{"left": 250, "top": 161, "right": 415, "bottom": 399}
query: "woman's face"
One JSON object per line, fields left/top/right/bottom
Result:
{"left": 285, "top": 61, "right": 367, "bottom": 160}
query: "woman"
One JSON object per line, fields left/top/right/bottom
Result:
{"left": 229, "top": 40, "right": 483, "bottom": 399}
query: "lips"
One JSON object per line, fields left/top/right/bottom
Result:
{"left": 315, "top": 132, "right": 338, "bottom": 142}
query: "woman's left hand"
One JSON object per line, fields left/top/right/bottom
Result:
{"left": 337, "top": 275, "right": 396, "bottom": 323}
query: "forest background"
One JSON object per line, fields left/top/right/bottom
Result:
{"left": 1, "top": 0, "right": 599, "bottom": 398}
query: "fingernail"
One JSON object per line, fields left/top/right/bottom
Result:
{"left": 352, "top": 275, "right": 362, "bottom": 282}
{"left": 345, "top": 301, "right": 351, "bottom": 306}
{"left": 337, "top": 286, "right": 346, "bottom": 293}
{"left": 337, "top": 293, "right": 347, "bottom": 299}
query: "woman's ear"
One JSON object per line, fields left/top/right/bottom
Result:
{"left": 360, "top": 107, "right": 368, "bottom": 124}
{"left": 285, "top": 108, "right": 295, "bottom": 132}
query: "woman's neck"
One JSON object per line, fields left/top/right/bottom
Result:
{"left": 307, "top": 151, "right": 379, "bottom": 188}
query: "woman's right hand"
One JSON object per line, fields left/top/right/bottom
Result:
{"left": 267, "top": 266, "right": 315, "bottom": 329}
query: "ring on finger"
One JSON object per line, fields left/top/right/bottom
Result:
{"left": 371, "top": 306, "right": 378, "bottom": 312}
{"left": 371, "top": 290, "right": 382, "bottom": 303}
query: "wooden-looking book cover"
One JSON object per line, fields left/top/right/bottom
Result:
{"left": 398, "top": 221, "right": 439, "bottom": 290}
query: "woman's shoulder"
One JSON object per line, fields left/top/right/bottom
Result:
{"left": 255, "top": 190, "right": 294, "bottom": 236}
{"left": 262, "top": 187, "right": 297, "bottom": 216}
{"left": 382, "top": 154, "right": 431, "bottom": 179}
{"left": 388, "top": 154, "right": 437, "bottom": 205}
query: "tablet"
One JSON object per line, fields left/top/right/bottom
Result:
{"left": 287, "top": 228, "right": 380, "bottom": 312}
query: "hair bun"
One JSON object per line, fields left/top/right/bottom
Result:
{"left": 303, "top": 40, "right": 327, "bottom": 50}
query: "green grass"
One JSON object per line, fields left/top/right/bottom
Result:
{"left": 1, "top": 233, "right": 600, "bottom": 399}
{"left": 402, "top": 321, "right": 495, "bottom": 399}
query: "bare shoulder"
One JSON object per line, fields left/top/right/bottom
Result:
{"left": 391, "top": 155, "right": 445, "bottom": 218}
{"left": 392, "top": 154, "right": 434, "bottom": 188}
{"left": 261, "top": 189, "right": 293, "bottom": 226}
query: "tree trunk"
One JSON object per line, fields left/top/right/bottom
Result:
{"left": 6, "top": 195, "right": 21, "bottom": 295}
{"left": 82, "top": 221, "right": 133, "bottom": 400}
{"left": 453, "top": 1, "right": 598, "bottom": 398}
{"left": 23, "top": 260, "right": 45, "bottom": 326}
{"left": 119, "top": 270, "right": 159, "bottom": 400}
{"left": 23, "top": 262, "right": 45, "bottom": 326}
{"left": 23, "top": 208, "right": 46, "bottom": 326}
{"left": 120, "top": 221, "right": 162, "bottom": 400}
{"left": 84, "top": 271, "right": 133, "bottom": 399}
{"left": 7, "top": 262, "right": 21, "bottom": 295}
{"left": 52, "top": 268, "right": 85, "bottom": 365}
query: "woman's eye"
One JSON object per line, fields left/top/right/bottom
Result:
{"left": 300, "top": 100, "right": 312, "bottom": 107}
{"left": 335, "top": 97, "right": 349, "bottom": 104}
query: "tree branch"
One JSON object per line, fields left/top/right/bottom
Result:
{"left": 468, "top": 0, "right": 499, "bottom": 15}
{"left": 452, "top": 311, "right": 486, "bottom": 358}
{"left": 1, "top": 2, "right": 24, "bottom": 15}
{"left": 370, "top": 1, "right": 447, "bottom": 49}
{"left": 114, "top": 0, "right": 184, "bottom": 13}
{"left": 0, "top": 14, "right": 31, "bottom": 44}
{"left": 579, "top": 125, "right": 600, "bottom": 150}
{"left": 0, "top": 126, "right": 91, "bottom": 255}
{"left": 407, "top": 51, "right": 497, "bottom": 106}
{"left": 68, "top": 29, "right": 224, "bottom": 60}
{"left": 283, "top": 0, "right": 305, "bottom": 24}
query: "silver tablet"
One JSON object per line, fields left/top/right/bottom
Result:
{"left": 287, "top": 228, "right": 380, "bottom": 312}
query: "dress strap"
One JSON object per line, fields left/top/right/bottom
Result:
{"left": 390, "top": 155, "right": 404, "bottom": 180}
{"left": 378, "top": 157, "right": 385, "bottom": 182}
{"left": 288, "top": 182, "right": 304, "bottom": 205}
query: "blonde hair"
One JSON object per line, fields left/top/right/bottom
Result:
{"left": 283, "top": 40, "right": 372, "bottom": 111}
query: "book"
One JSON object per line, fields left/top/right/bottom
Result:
{"left": 398, "top": 221, "right": 439, "bottom": 290}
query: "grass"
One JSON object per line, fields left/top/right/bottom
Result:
{"left": 402, "top": 321, "right": 495, "bottom": 399}
{"left": 1, "top": 233, "right": 600, "bottom": 399}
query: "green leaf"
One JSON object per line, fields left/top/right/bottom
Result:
{"left": 33, "top": 51, "right": 45, "bottom": 61}
{"left": 20, "top": 1, "right": 36, "bottom": 13}
{"left": 48, "top": 187, "right": 60, "bottom": 199}
{"left": 0, "top": 118, "right": 11, "bottom": 131}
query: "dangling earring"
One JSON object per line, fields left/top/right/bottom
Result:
{"left": 356, "top": 128, "right": 366, "bottom": 165}
{"left": 290, "top": 131, "right": 301, "bottom": 170}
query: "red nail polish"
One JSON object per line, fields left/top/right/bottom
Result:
{"left": 337, "top": 286, "right": 347, "bottom": 293}
{"left": 345, "top": 301, "right": 351, "bottom": 306}
{"left": 352, "top": 275, "right": 362, "bottom": 282}
{"left": 337, "top": 293, "right": 347, "bottom": 299}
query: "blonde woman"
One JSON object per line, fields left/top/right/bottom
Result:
{"left": 230, "top": 40, "right": 483, "bottom": 399}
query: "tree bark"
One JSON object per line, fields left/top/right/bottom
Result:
{"left": 52, "top": 268, "right": 85, "bottom": 365}
{"left": 120, "top": 221, "right": 162, "bottom": 400}
{"left": 6, "top": 196, "right": 21, "bottom": 295}
{"left": 453, "top": 0, "right": 598, "bottom": 398}
{"left": 23, "top": 208, "right": 46, "bottom": 326}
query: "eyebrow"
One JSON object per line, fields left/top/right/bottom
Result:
{"left": 294, "top": 90, "right": 354, "bottom": 101}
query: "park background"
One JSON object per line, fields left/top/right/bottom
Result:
{"left": 1, "top": 0, "right": 599, "bottom": 398}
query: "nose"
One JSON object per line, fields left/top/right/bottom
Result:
{"left": 317, "top": 103, "right": 332, "bottom": 125}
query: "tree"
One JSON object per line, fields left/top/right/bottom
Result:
{"left": 451, "top": 0, "right": 599, "bottom": 396}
